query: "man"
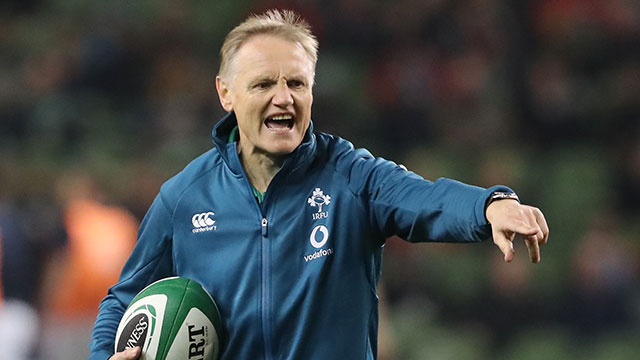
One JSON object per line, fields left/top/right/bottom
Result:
{"left": 90, "top": 9, "right": 548, "bottom": 360}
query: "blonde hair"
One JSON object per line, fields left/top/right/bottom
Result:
{"left": 218, "top": 9, "right": 319, "bottom": 82}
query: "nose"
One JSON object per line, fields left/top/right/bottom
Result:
{"left": 272, "top": 81, "right": 294, "bottom": 107}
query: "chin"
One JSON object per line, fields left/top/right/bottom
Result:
{"left": 264, "top": 142, "right": 299, "bottom": 156}
{"left": 267, "top": 147, "right": 297, "bottom": 156}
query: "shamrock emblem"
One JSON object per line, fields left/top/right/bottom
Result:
{"left": 307, "top": 188, "right": 331, "bottom": 212}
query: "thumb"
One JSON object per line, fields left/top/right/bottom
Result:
{"left": 493, "top": 230, "right": 515, "bottom": 262}
{"left": 124, "top": 347, "right": 141, "bottom": 359}
{"left": 109, "top": 347, "right": 141, "bottom": 360}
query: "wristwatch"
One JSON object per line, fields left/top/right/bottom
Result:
{"left": 486, "top": 191, "right": 520, "bottom": 207}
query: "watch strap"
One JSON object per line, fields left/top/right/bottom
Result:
{"left": 487, "top": 191, "right": 520, "bottom": 207}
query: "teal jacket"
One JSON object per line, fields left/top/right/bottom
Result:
{"left": 89, "top": 112, "right": 511, "bottom": 359}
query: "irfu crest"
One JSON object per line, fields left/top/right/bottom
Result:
{"left": 307, "top": 188, "right": 331, "bottom": 213}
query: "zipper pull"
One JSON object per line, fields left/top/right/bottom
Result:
{"left": 261, "top": 218, "right": 268, "bottom": 236}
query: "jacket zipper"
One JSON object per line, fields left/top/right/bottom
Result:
{"left": 238, "top": 172, "right": 275, "bottom": 360}
{"left": 261, "top": 217, "right": 273, "bottom": 360}
{"left": 246, "top": 189, "right": 274, "bottom": 360}
{"left": 233, "top": 142, "right": 283, "bottom": 360}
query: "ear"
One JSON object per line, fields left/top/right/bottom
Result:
{"left": 216, "top": 76, "right": 233, "bottom": 112}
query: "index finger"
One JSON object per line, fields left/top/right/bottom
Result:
{"left": 506, "top": 214, "right": 539, "bottom": 237}
{"left": 531, "top": 206, "right": 549, "bottom": 245}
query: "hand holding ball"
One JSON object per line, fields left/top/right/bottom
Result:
{"left": 114, "top": 277, "right": 222, "bottom": 360}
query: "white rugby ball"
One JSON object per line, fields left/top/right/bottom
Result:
{"left": 114, "top": 277, "right": 222, "bottom": 360}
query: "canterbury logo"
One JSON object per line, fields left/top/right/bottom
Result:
{"left": 191, "top": 212, "right": 217, "bottom": 233}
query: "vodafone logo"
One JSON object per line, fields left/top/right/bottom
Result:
{"left": 309, "top": 225, "right": 329, "bottom": 248}
{"left": 304, "top": 225, "right": 334, "bottom": 262}
{"left": 191, "top": 212, "right": 217, "bottom": 233}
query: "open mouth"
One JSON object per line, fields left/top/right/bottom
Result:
{"left": 264, "top": 114, "right": 294, "bottom": 131}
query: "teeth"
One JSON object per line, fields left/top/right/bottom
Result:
{"left": 269, "top": 114, "right": 293, "bottom": 121}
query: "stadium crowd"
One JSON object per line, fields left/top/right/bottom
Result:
{"left": 1, "top": 0, "right": 639, "bottom": 359}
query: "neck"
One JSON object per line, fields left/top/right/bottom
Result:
{"left": 237, "top": 143, "right": 285, "bottom": 194}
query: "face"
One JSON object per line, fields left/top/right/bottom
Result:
{"left": 216, "top": 34, "right": 314, "bottom": 157}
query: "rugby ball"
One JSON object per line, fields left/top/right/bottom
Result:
{"left": 114, "top": 277, "right": 222, "bottom": 360}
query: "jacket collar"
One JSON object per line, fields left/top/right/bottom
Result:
{"left": 211, "top": 112, "right": 317, "bottom": 176}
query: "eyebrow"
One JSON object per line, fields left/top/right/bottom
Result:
{"left": 251, "top": 76, "right": 276, "bottom": 83}
{"left": 246, "top": 73, "right": 310, "bottom": 89}
{"left": 247, "top": 75, "right": 276, "bottom": 86}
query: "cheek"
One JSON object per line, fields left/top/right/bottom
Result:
{"left": 235, "top": 95, "right": 264, "bottom": 117}
{"left": 296, "top": 93, "right": 313, "bottom": 112}
{"left": 305, "top": 96, "right": 313, "bottom": 114}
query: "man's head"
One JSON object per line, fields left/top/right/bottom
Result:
{"left": 216, "top": 9, "right": 318, "bottom": 157}
{"left": 218, "top": 9, "right": 318, "bottom": 84}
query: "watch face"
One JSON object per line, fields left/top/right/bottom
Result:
{"left": 492, "top": 192, "right": 519, "bottom": 201}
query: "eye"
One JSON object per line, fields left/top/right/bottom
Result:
{"left": 254, "top": 82, "right": 273, "bottom": 90}
{"left": 287, "top": 79, "right": 306, "bottom": 89}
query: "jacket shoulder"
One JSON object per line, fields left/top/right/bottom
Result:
{"left": 158, "top": 147, "right": 222, "bottom": 209}
{"left": 315, "top": 132, "right": 408, "bottom": 195}
{"left": 315, "top": 132, "right": 374, "bottom": 167}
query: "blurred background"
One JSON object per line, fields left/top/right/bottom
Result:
{"left": 1, "top": 0, "right": 639, "bottom": 359}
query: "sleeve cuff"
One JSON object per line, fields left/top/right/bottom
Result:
{"left": 476, "top": 185, "right": 516, "bottom": 226}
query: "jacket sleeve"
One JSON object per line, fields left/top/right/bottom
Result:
{"left": 88, "top": 193, "right": 175, "bottom": 359}
{"left": 341, "top": 147, "right": 512, "bottom": 243}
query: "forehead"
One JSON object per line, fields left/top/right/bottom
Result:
{"left": 232, "top": 35, "right": 314, "bottom": 79}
